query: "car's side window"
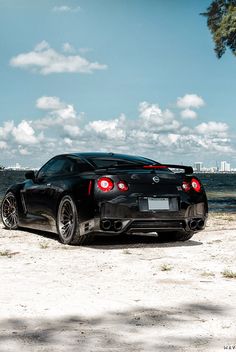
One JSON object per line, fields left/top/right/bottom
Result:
{"left": 61, "top": 159, "right": 76, "bottom": 174}
{"left": 37, "top": 156, "right": 93, "bottom": 179}
{"left": 37, "top": 158, "right": 71, "bottom": 179}
{"left": 72, "top": 159, "right": 94, "bottom": 172}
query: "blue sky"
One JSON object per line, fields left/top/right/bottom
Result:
{"left": 0, "top": 0, "right": 235, "bottom": 168}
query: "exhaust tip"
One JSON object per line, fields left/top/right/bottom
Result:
{"left": 189, "top": 220, "right": 197, "bottom": 230}
{"left": 114, "top": 220, "right": 123, "bottom": 231}
{"left": 101, "top": 220, "right": 112, "bottom": 231}
{"left": 197, "top": 219, "right": 205, "bottom": 229}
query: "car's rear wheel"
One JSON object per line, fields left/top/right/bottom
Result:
{"left": 57, "top": 195, "right": 93, "bottom": 245}
{"left": 158, "top": 231, "right": 194, "bottom": 242}
{"left": 1, "top": 192, "right": 19, "bottom": 230}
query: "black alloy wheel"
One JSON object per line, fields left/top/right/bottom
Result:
{"left": 1, "top": 192, "right": 19, "bottom": 230}
{"left": 57, "top": 195, "right": 93, "bottom": 245}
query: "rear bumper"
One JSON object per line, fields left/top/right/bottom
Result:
{"left": 97, "top": 216, "right": 207, "bottom": 234}
{"left": 81, "top": 201, "right": 208, "bottom": 235}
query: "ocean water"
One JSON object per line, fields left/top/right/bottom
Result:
{"left": 195, "top": 173, "right": 236, "bottom": 213}
{"left": 0, "top": 170, "right": 235, "bottom": 213}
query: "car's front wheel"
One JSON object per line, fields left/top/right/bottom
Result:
{"left": 157, "top": 231, "right": 194, "bottom": 242}
{"left": 56, "top": 195, "right": 93, "bottom": 245}
{"left": 1, "top": 192, "right": 19, "bottom": 230}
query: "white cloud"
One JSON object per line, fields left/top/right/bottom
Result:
{"left": 195, "top": 121, "right": 228, "bottom": 136}
{"left": 180, "top": 108, "right": 197, "bottom": 119}
{"left": 86, "top": 114, "right": 126, "bottom": 141}
{"left": 51, "top": 98, "right": 232, "bottom": 160}
{"left": 34, "top": 96, "right": 80, "bottom": 130}
{"left": 18, "top": 146, "right": 30, "bottom": 155}
{"left": 62, "top": 43, "right": 75, "bottom": 53}
{"left": 35, "top": 40, "right": 50, "bottom": 52}
{"left": 0, "top": 95, "right": 234, "bottom": 166}
{"left": 0, "top": 141, "right": 7, "bottom": 149}
{"left": 63, "top": 125, "right": 81, "bottom": 138}
{"left": 52, "top": 5, "right": 80, "bottom": 12}
{"left": 139, "top": 101, "right": 180, "bottom": 131}
{"left": 56, "top": 105, "right": 77, "bottom": 120}
{"left": 10, "top": 41, "right": 107, "bottom": 75}
{"left": 12, "top": 120, "right": 43, "bottom": 145}
{"left": 36, "top": 96, "right": 64, "bottom": 110}
{"left": 0, "top": 121, "right": 14, "bottom": 139}
{"left": 177, "top": 94, "right": 205, "bottom": 109}
{"left": 64, "top": 137, "right": 73, "bottom": 146}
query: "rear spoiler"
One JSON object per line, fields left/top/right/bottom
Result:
{"left": 161, "top": 164, "right": 193, "bottom": 175}
{"left": 94, "top": 164, "right": 193, "bottom": 175}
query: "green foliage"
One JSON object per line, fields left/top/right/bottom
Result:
{"left": 201, "top": 0, "right": 236, "bottom": 58}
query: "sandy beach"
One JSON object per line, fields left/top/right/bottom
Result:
{"left": 0, "top": 212, "right": 235, "bottom": 352}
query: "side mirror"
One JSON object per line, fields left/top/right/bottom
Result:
{"left": 25, "top": 171, "right": 35, "bottom": 180}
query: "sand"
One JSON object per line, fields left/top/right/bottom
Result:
{"left": 0, "top": 213, "right": 236, "bottom": 352}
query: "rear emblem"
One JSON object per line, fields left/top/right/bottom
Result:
{"left": 152, "top": 176, "right": 160, "bottom": 183}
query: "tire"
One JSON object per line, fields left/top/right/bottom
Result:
{"left": 157, "top": 231, "right": 194, "bottom": 242}
{"left": 56, "top": 195, "right": 94, "bottom": 245}
{"left": 1, "top": 192, "right": 19, "bottom": 230}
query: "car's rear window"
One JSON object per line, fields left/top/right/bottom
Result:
{"left": 87, "top": 157, "right": 159, "bottom": 169}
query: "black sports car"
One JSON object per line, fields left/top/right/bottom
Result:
{"left": 1, "top": 152, "right": 208, "bottom": 245}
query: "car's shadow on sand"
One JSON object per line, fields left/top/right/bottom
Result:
{"left": 90, "top": 234, "right": 202, "bottom": 249}
{"left": 23, "top": 228, "right": 202, "bottom": 249}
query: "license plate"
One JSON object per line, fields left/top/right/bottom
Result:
{"left": 148, "top": 197, "right": 169, "bottom": 210}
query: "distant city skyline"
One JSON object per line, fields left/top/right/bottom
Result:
{"left": 3, "top": 159, "right": 236, "bottom": 173}
{"left": 194, "top": 160, "right": 235, "bottom": 172}
{"left": 0, "top": 1, "right": 235, "bottom": 168}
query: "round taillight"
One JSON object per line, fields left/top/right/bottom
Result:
{"left": 97, "top": 177, "right": 114, "bottom": 192}
{"left": 117, "top": 180, "right": 129, "bottom": 192}
{"left": 182, "top": 181, "right": 191, "bottom": 192}
{"left": 191, "top": 178, "right": 201, "bottom": 192}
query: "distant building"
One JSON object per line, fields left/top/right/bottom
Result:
{"left": 194, "top": 162, "right": 203, "bottom": 172}
{"left": 220, "top": 161, "right": 231, "bottom": 172}
{"left": 5, "top": 163, "right": 28, "bottom": 171}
